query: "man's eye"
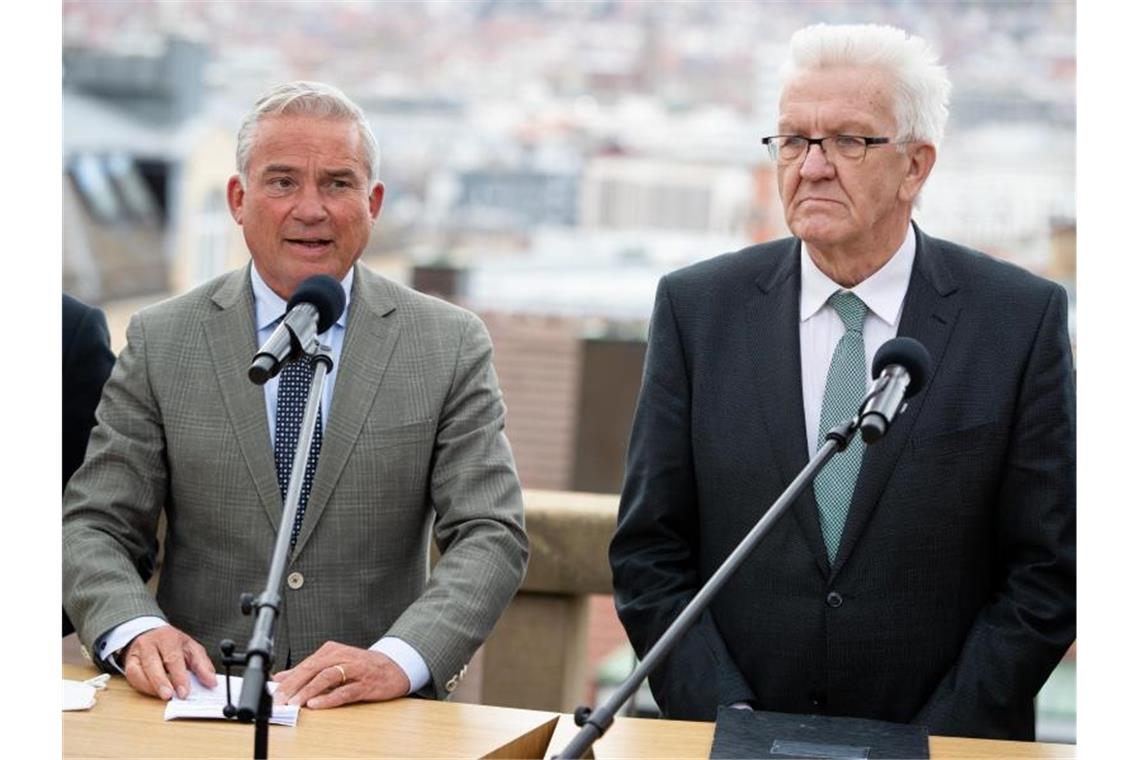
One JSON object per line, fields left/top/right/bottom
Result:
{"left": 834, "top": 136, "right": 863, "bottom": 148}
{"left": 268, "top": 177, "right": 294, "bottom": 190}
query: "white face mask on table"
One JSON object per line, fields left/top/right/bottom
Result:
{"left": 63, "top": 673, "right": 109, "bottom": 711}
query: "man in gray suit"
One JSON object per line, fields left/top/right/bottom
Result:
{"left": 63, "top": 81, "right": 528, "bottom": 709}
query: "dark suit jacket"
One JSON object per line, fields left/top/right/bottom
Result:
{"left": 62, "top": 294, "right": 116, "bottom": 636}
{"left": 609, "top": 225, "right": 1075, "bottom": 740}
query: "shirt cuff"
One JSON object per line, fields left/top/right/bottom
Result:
{"left": 729, "top": 701, "right": 755, "bottom": 711}
{"left": 97, "top": 616, "right": 168, "bottom": 672}
{"left": 370, "top": 636, "right": 430, "bottom": 694}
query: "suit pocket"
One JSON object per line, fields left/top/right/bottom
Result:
{"left": 342, "top": 418, "right": 438, "bottom": 507}
{"left": 910, "top": 420, "right": 998, "bottom": 460}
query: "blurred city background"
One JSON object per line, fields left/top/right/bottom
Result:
{"left": 61, "top": 0, "right": 1075, "bottom": 741}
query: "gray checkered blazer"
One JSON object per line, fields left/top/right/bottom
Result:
{"left": 63, "top": 263, "right": 528, "bottom": 698}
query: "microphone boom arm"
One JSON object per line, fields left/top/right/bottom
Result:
{"left": 555, "top": 416, "right": 863, "bottom": 759}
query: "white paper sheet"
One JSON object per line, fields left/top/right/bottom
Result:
{"left": 163, "top": 673, "right": 299, "bottom": 727}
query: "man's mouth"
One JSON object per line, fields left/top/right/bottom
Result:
{"left": 286, "top": 238, "right": 333, "bottom": 249}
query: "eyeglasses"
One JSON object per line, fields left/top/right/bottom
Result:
{"left": 760, "top": 134, "right": 908, "bottom": 164}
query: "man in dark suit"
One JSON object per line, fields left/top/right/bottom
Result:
{"left": 62, "top": 293, "right": 131, "bottom": 637}
{"left": 609, "top": 23, "right": 1075, "bottom": 741}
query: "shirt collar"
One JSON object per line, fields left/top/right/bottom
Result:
{"left": 250, "top": 264, "right": 354, "bottom": 333}
{"left": 799, "top": 222, "right": 916, "bottom": 327}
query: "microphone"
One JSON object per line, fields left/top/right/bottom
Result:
{"left": 248, "top": 274, "right": 346, "bottom": 385}
{"left": 859, "top": 337, "right": 932, "bottom": 444}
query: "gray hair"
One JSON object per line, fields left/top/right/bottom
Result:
{"left": 778, "top": 24, "right": 951, "bottom": 147}
{"left": 235, "top": 81, "right": 380, "bottom": 185}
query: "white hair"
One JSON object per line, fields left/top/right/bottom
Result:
{"left": 235, "top": 81, "right": 380, "bottom": 185}
{"left": 778, "top": 23, "right": 951, "bottom": 147}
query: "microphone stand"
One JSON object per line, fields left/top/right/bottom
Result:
{"left": 220, "top": 339, "right": 333, "bottom": 760}
{"left": 554, "top": 414, "right": 867, "bottom": 759}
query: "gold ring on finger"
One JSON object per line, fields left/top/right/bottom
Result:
{"left": 334, "top": 664, "right": 347, "bottom": 685}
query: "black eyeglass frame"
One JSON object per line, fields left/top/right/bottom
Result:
{"left": 760, "top": 134, "right": 901, "bottom": 163}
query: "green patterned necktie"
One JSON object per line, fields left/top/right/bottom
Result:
{"left": 814, "top": 291, "right": 869, "bottom": 563}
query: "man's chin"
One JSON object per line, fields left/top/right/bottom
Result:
{"left": 790, "top": 221, "right": 848, "bottom": 248}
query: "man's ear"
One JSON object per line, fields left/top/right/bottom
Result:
{"left": 899, "top": 143, "right": 936, "bottom": 204}
{"left": 369, "top": 181, "right": 385, "bottom": 221}
{"left": 226, "top": 175, "right": 246, "bottom": 224}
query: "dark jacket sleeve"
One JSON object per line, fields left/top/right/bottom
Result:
{"left": 914, "top": 283, "right": 1076, "bottom": 739}
{"left": 609, "top": 276, "right": 757, "bottom": 719}
{"left": 62, "top": 296, "right": 116, "bottom": 491}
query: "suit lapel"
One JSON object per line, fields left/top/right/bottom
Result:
{"left": 204, "top": 266, "right": 283, "bottom": 531}
{"left": 830, "top": 225, "right": 962, "bottom": 579}
{"left": 744, "top": 240, "right": 832, "bottom": 578}
{"left": 291, "top": 265, "right": 400, "bottom": 557}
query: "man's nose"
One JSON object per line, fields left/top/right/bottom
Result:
{"left": 291, "top": 185, "right": 329, "bottom": 223}
{"left": 799, "top": 142, "right": 836, "bottom": 181}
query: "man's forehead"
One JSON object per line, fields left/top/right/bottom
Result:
{"left": 777, "top": 104, "right": 882, "bottom": 132}
{"left": 778, "top": 66, "right": 895, "bottom": 128}
{"left": 249, "top": 116, "right": 367, "bottom": 170}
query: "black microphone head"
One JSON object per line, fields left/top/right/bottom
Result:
{"left": 872, "top": 337, "right": 932, "bottom": 398}
{"left": 287, "top": 274, "right": 346, "bottom": 333}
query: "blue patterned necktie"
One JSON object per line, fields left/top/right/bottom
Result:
{"left": 274, "top": 355, "right": 323, "bottom": 549}
{"left": 814, "top": 291, "right": 869, "bottom": 564}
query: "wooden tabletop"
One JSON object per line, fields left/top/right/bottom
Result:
{"left": 63, "top": 661, "right": 1077, "bottom": 759}
{"left": 63, "top": 664, "right": 559, "bottom": 759}
{"left": 543, "top": 713, "right": 1077, "bottom": 759}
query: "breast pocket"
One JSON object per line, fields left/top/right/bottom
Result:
{"left": 349, "top": 417, "right": 437, "bottom": 494}
{"left": 906, "top": 420, "right": 1004, "bottom": 521}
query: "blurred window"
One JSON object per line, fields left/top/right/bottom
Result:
{"left": 69, "top": 153, "right": 122, "bottom": 224}
{"left": 105, "top": 153, "right": 158, "bottom": 223}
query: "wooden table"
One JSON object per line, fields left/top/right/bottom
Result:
{"left": 63, "top": 661, "right": 1077, "bottom": 759}
{"left": 63, "top": 664, "right": 559, "bottom": 758}
{"left": 543, "top": 713, "right": 1077, "bottom": 759}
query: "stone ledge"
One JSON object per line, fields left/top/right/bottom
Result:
{"left": 521, "top": 489, "right": 619, "bottom": 596}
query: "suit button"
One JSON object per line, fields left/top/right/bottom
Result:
{"left": 810, "top": 691, "right": 828, "bottom": 708}
{"left": 287, "top": 572, "right": 305, "bottom": 590}
{"left": 826, "top": 591, "right": 843, "bottom": 608}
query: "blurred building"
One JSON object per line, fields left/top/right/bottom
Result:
{"left": 63, "top": 36, "right": 246, "bottom": 304}
{"left": 413, "top": 265, "right": 647, "bottom": 495}
{"left": 581, "top": 155, "right": 753, "bottom": 237}
{"left": 432, "top": 168, "right": 580, "bottom": 232}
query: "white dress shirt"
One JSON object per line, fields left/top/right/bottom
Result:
{"left": 799, "top": 224, "right": 915, "bottom": 458}
{"left": 97, "top": 264, "right": 430, "bottom": 695}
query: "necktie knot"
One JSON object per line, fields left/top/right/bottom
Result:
{"left": 829, "top": 291, "right": 868, "bottom": 334}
